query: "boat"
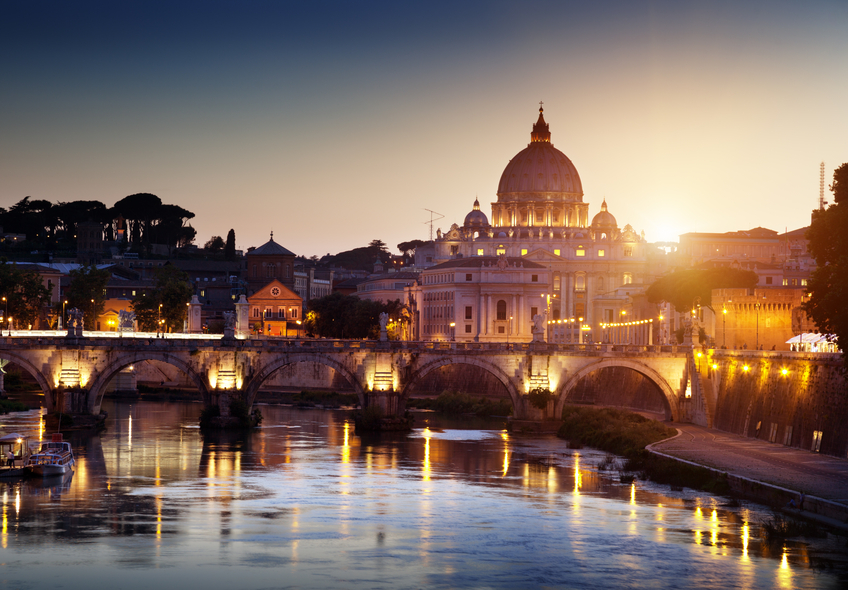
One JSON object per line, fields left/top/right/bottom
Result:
{"left": 0, "top": 432, "right": 31, "bottom": 478}
{"left": 24, "top": 433, "right": 75, "bottom": 477}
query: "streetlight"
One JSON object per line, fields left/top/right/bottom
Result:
{"left": 7, "top": 316, "right": 12, "bottom": 336}
{"left": 450, "top": 321, "right": 455, "bottom": 342}
{"left": 158, "top": 303, "right": 163, "bottom": 338}
{"left": 722, "top": 305, "right": 727, "bottom": 348}
{"left": 507, "top": 315, "right": 513, "bottom": 345}
{"left": 90, "top": 299, "right": 95, "bottom": 332}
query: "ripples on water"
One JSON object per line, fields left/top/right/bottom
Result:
{"left": 1, "top": 400, "right": 846, "bottom": 589}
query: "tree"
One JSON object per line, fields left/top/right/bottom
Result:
{"left": 224, "top": 229, "right": 236, "bottom": 259}
{"left": 646, "top": 268, "right": 758, "bottom": 312}
{"left": 305, "top": 293, "right": 403, "bottom": 339}
{"left": 803, "top": 162, "right": 848, "bottom": 368}
{"left": 397, "top": 239, "right": 427, "bottom": 256}
{"left": 65, "top": 265, "right": 111, "bottom": 329}
{"left": 0, "top": 260, "right": 53, "bottom": 329}
{"left": 204, "top": 236, "right": 225, "bottom": 252}
{"left": 131, "top": 265, "right": 194, "bottom": 332}
{"left": 113, "top": 193, "right": 162, "bottom": 245}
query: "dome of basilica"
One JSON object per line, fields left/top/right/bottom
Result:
{"left": 463, "top": 198, "right": 489, "bottom": 228}
{"left": 496, "top": 106, "right": 583, "bottom": 202}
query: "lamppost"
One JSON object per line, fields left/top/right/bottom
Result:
{"left": 755, "top": 300, "right": 762, "bottom": 350}
{"left": 90, "top": 299, "right": 95, "bottom": 332}
{"left": 158, "top": 303, "right": 163, "bottom": 338}
{"left": 450, "top": 321, "right": 455, "bottom": 342}
{"left": 658, "top": 314, "right": 664, "bottom": 345}
{"left": 507, "top": 315, "right": 512, "bottom": 345}
{"left": 2, "top": 296, "right": 6, "bottom": 332}
{"left": 7, "top": 316, "right": 12, "bottom": 337}
{"left": 722, "top": 305, "right": 727, "bottom": 348}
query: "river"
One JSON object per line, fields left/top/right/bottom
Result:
{"left": 1, "top": 399, "right": 846, "bottom": 589}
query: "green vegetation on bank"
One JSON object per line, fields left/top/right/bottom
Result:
{"left": 557, "top": 406, "right": 730, "bottom": 494}
{"left": 407, "top": 391, "right": 513, "bottom": 417}
{"left": 290, "top": 390, "right": 360, "bottom": 408}
{"left": 0, "top": 399, "right": 30, "bottom": 414}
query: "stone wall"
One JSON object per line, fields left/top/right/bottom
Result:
{"left": 709, "top": 351, "right": 848, "bottom": 457}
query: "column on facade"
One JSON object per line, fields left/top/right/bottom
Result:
{"left": 517, "top": 294, "right": 524, "bottom": 340}
{"left": 477, "top": 293, "right": 484, "bottom": 340}
{"left": 511, "top": 295, "right": 517, "bottom": 336}
{"left": 584, "top": 274, "right": 593, "bottom": 327}
{"left": 487, "top": 295, "right": 495, "bottom": 337}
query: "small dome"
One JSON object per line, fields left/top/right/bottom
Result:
{"left": 591, "top": 199, "right": 617, "bottom": 228}
{"left": 463, "top": 198, "right": 490, "bottom": 228}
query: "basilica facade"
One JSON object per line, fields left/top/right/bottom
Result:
{"left": 432, "top": 107, "right": 663, "bottom": 334}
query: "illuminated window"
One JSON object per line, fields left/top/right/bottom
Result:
{"left": 521, "top": 248, "right": 528, "bottom": 256}
{"left": 576, "top": 247, "right": 585, "bottom": 257}
{"left": 801, "top": 278, "right": 807, "bottom": 286}
{"left": 477, "top": 248, "right": 484, "bottom": 256}
{"left": 496, "top": 246, "right": 506, "bottom": 256}
{"left": 554, "top": 249, "right": 561, "bottom": 256}
{"left": 598, "top": 249, "right": 605, "bottom": 257}
{"left": 623, "top": 273, "right": 632, "bottom": 285}
{"left": 782, "top": 278, "right": 789, "bottom": 286}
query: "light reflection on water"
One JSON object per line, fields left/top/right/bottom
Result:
{"left": 0, "top": 400, "right": 846, "bottom": 589}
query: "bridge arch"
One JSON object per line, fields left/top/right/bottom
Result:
{"left": 87, "top": 352, "right": 211, "bottom": 414}
{"left": 244, "top": 353, "right": 365, "bottom": 409}
{"left": 0, "top": 351, "right": 53, "bottom": 401}
{"left": 399, "top": 355, "right": 523, "bottom": 413}
{"left": 554, "top": 358, "right": 679, "bottom": 421}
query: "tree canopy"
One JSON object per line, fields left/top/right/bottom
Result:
{"left": 131, "top": 265, "right": 194, "bottom": 332}
{"left": 224, "top": 229, "right": 236, "bottom": 259}
{"left": 803, "top": 162, "right": 848, "bottom": 367}
{"left": 646, "top": 267, "right": 758, "bottom": 312}
{"left": 64, "top": 265, "right": 111, "bottom": 329}
{"left": 319, "top": 240, "right": 392, "bottom": 271}
{"left": 305, "top": 292, "right": 404, "bottom": 339}
{"left": 0, "top": 260, "right": 53, "bottom": 329}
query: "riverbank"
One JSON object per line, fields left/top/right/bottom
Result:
{"left": 650, "top": 424, "right": 848, "bottom": 531}
{"left": 557, "top": 406, "right": 732, "bottom": 494}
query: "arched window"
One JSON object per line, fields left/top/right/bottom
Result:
{"left": 497, "top": 300, "right": 507, "bottom": 321}
{"left": 623, "top": 273, "right": 632, "bottom": 285}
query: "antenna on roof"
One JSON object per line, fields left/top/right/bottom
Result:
{"left": 819, "top": 162, "right": 827, "bottom": 210}
{"left": 423, "top": 209, "right": 445, "bottom": 241}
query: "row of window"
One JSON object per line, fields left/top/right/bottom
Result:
{"left": 251, "top": 307, "right": 299, "bottom": 319}
{"left": 251, "top": 264, "right": 292, "bottom": 279}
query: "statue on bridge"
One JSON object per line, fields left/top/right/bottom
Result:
{"left": 532, "top": 313, "right": 546, "bottom": 343}
{"left": 118, "top": 310, "right": 136, "bottom": 332}
{"left": 67, "top": 308, "right": 84, "bottom": 338}
{"left": 379, "top": 312, "right": 389, "bottom": 342}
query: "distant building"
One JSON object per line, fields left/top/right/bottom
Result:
{"left": 245, "top": 233, "right": 296, "bottom": 295}
{"left": 356, "top": 271, "right": 420, "bottom": 304}
{"left": 432, "top": 107, "right": 661, "bottom": 332}
{"left": 247, "top": 279, "right": 303, "bottom": 337}
{"left": 406, "top": 256, "right": 549, "bottom": 342}
{"left": 678, "top": 227, "right": 784, "bottom": 266}
{"left": 76, "top": 221, "right": 104, "bottom": 265}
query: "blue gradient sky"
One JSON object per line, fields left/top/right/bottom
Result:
{"left": 2, "top": 0, "right": 846, "bottom": 256}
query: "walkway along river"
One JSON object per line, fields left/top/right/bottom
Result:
{"left": 1, "top": 399, "right": 847, "bottom": 589}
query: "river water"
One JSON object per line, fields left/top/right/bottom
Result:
{"left": 1, "top": 400, "right": 846, "bottom": 589}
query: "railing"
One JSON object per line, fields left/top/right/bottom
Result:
{"left": 0, "top": 333, "right": 692, "bottom": 355}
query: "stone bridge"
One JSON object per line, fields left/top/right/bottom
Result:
{"left": 0, "top": 335, "right": 700, "bottom": 424}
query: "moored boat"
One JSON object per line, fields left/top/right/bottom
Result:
{"left": 24, "top": 433, "right": 75, "bottom": 477}
{"left": 0, "top": 432, "right": 31, "bottom": 478}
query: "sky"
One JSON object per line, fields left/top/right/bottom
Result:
{"left": 1, "top": 0, "right": 846, "bottom": 257}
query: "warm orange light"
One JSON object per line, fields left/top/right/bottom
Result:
{"left": 743, "top": 365, "right": 750, "bottom": 372}
{"left": 781, "top": 368, "right": 789, "bottom": 376}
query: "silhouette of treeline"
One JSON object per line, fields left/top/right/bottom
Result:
{"left": 0, "top": 193, "right": 195, "bottom": 251}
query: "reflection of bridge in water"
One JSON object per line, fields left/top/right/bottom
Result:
{"left": 0, "top": 335, "right": 704, "bottom": 424}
